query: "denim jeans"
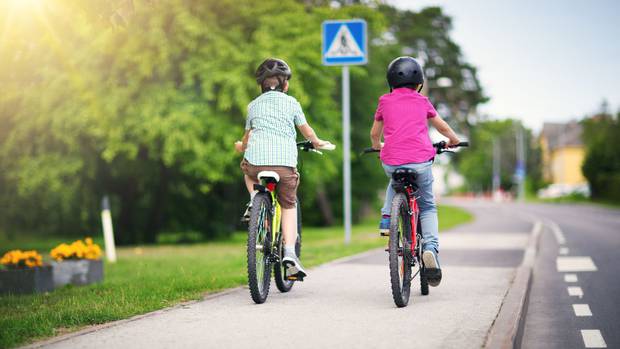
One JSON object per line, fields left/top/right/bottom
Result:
{"left": 381, "top": 160, "right": 439, "bottom": 253}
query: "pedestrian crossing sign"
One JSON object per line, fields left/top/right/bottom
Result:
{"left": 322, "top": 19, "right": 368, "bottom": 66}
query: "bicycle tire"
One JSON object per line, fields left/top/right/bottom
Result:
{"left": 420, "top": 270, "right": 429, "bottom": 295}
{"left": 274, "top": 198, "right": 302, "bottom": 292}
{"left": 389, "top": 193, "right": 412, "bottom": 307}
{"left": 417, "top": 221, "right": 429, "bottom": 296}
{"left": 247, "top": 193, "right": 273, "bottom": 304}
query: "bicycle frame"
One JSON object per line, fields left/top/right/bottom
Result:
{"left": 405, "top": 186, "right": 420, "bottom": 255}
{"left": 263, "top": 181, "right": 281, "bottom": 249}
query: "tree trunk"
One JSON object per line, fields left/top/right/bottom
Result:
{"left": 316, "top": 188, "right": 334, "bottom": 226}
{"left": 116, "top": 181, "right": 137, "bottom": 245}
{"left": 144, "top": 161, "right": 169, "bottom": 244}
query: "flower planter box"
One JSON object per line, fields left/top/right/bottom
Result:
{"left": 0, "top": 265, "right": 54, "bottom": 295}
{"left": 52, "top": 259, "right": 103, "bottom": 288}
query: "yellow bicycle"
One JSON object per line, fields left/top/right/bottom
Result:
{"left": 247, "top": 141, "right": 335, "bottom": 304}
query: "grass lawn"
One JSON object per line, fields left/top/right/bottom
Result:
{"left": 527, "top": 194, "right": 620, "bottom": 209}
{"left": 0, "top": 205, "right": 472, "bottom": 348}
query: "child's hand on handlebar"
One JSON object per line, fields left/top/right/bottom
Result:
{"left": 371, "top": 142, "right": 384, "bottom": 151}
{"left": 447, "top": 137, "right": 461, "bottom": 148}
{"left": 312, "top": 138, "right": 330, "bottom": 150}
{"left": 234, "top": 141, "right": 245, "bottom": 153}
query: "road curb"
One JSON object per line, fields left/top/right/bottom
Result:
{"left": 484, "top": 220, "right": 543, "bottom": 349}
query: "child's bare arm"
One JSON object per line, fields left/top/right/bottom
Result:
{"left": 370, "top": 120, "right": 383, "bottom": 149}
{"left": 234, "top": 130, "right": 251, "bottom": 153}
{"left": 430, "top": 115, "right": 460, "bottom": 146}
{"left": 298, "top": 123, "right": 327, "bottom": 148}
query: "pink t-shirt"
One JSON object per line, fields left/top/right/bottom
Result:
{"left": 374, "top": 88, "right": 437, "bottom": 165}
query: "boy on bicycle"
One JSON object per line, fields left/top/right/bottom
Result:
{"left": 235, "top": 58, "right": 329, "bottom": 280}
{"left": 370, "top": 56, "right": 461, "bottom": 287}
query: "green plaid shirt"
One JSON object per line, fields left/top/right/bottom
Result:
{"left": 244, "top": 91, "right": 307, "bottom": 167}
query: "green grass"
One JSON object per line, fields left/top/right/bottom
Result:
{"left": 0, "top": 205, "right": 471, "bottom": 348}
{"left": 527, "top": 194, "right": 620, "bottom": 209}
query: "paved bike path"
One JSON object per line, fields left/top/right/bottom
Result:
{"left": 34, "top": 201, "right": 532, "bottom": 349}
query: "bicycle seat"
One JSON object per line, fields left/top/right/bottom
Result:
{"left": 392, "top": 168, "right": 417, "bottom": 185}
{"left": 258, "top": 171, "right": 280, "bottom": 183}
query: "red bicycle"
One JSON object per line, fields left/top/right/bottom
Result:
{"left": 364, "top": 141, "right": 468, "bottom": 307}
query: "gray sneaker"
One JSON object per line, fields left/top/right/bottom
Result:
{"left": 282, "top": 255, "right": 307, "bottom": 281}
{"left": 240, "top": 201, "right": 251, "bottom": 223}
{"left": 422, "top": 249, "right": 442, "bottom": 287}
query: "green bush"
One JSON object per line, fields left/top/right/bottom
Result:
{"left": 582, "top": 113, "right": 620, "bottom": 202}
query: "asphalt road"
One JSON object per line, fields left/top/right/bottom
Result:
{"left": 515, "top": 202, "right": 620, "bottom": 349}
{"left": 33, "top": 199, "right": 534, "bottom": 349}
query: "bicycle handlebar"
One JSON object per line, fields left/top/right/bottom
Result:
{"left": 297, "top": 141, "right": 336, "bottom": 154}
{"left": 362, "top": 147, "right": 380, "bottom": 154}
{"left": 361, "top": 141, "right": 469, "bottom": 156}
{"left": 433, "top": 141, "right": 469, "bottom": 154}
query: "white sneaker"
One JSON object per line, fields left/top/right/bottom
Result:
{"left": 282, "top": 256, "right": 307, "bottom": 280}
{"left": 422, "top": 250, "right": 442, "bottom": 287}
{"left": 240, "top": 201, "right": 251, "bottom": 222}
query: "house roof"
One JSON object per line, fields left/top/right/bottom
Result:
{"left": 541, "top": 121, "right": 583, "bottom": 151}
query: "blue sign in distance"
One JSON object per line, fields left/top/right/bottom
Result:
{"left": 515, "top": 160, "right": 526, "bottom": 178}
{"left": 322, "top": 19, "right": 367, "bottom": 66}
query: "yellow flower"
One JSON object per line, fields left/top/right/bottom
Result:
{"left": 50, "top": 237, "right": 102, "bottom": 261}
{"left": 1, "top": 250, "right": 43, "bottom": 268}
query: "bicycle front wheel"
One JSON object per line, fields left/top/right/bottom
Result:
{"left": 247, "top": 193, "right": 273, "bottom": 304}
{"left": 274, "top": 198, "right": 302, "bottom": 292}
{"left": 389, "top": 193, "right": 412, "bottom": 307}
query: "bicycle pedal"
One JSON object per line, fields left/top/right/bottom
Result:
{"left": 380, "top": 232, "right": 390, "bottom": 237}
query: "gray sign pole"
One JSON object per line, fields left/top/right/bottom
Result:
{"left": 342, "top": 65, "right": 352, "bottom": 244}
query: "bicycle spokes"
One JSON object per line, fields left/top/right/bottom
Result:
{"left": 255, "top": 204, "right": 269, "bottom": 293}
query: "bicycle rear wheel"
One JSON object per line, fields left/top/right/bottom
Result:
{"left": 389, "top": 193, "right": 412, "bottom": 307}
{"left": 247, "top": 193, "right": 273, "bottom": 304}
{"left": 274, "top": 199, "right": 302, "bottom": 292}
{"left": 417, "top": 222, "right": 429, "bottom": 295}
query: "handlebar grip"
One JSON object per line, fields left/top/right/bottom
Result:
{"left": 363, "top": 148, "right": 380, "bottom": 154}
{"left": 458, "top": 141, "right": 469, "bottom": 147}
{"left": 319, "top": 143, "right": 336, "bottom": 151}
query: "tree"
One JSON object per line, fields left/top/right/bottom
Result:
{"left": 0, "top": 0, "right": 488, "bottom": 242}
{"left": 0, "top": 0, "right": 347, "bottom": 242}
{"left": 456, "top": 119, "right": 541, "bottom": 193}
{"left": 582, "top": 112, "right": 620, "bottom": 201}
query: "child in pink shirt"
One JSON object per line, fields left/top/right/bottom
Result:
{"left": 370, "top": 56, "right": 461, "bottom": 287}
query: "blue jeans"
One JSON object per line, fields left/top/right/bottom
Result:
{"left": 381, "top": 161, "right": 439, "bottom": 253}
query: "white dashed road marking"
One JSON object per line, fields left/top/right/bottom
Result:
{"left": 581, "top": 329, "right": 607, "bottom": 348}
{"left": 572, "top": 304, "right": 592, "bottom": 317}
{"left": 567, "top": 286, "right": 584, "bottom": 298}
{"left": 557, "top": 257, "right": 598, "bottom": 272}
{"left": 564, "top": 274, "right": 578, "bottom": 282}
{"left": 542, "top": 220, "right": 605, "bottom": 348}
{"left": 548, "top": 219, "right": 566, "bottom": 245}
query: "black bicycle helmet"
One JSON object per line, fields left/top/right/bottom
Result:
{"left": 386, "top": 56, "right": 424, "bottom": 92}
{"left": 255, "top": 58, "right": 292, "bottom": 92}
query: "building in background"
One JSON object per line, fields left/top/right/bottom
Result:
{"left": 538, "top": 121, "right": 589, "bottom": 197}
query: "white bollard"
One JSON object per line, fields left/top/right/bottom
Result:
{"left": 101, "top": 195, "right": 117, "bottom": 263}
